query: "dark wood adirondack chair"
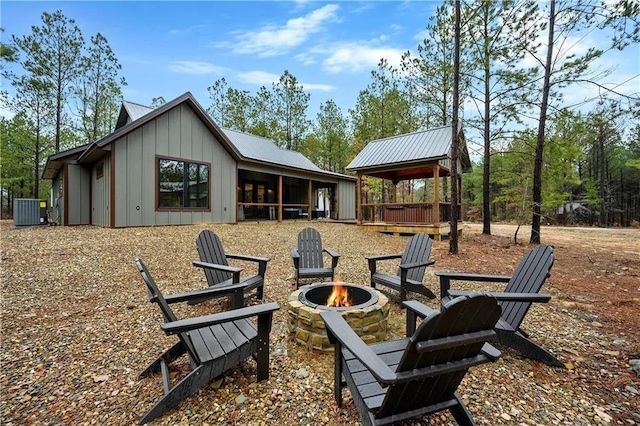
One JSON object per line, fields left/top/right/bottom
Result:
{"left": 321, "top": 294, "right": 502, "bottom": 426}
{"left": 291, "top": 227, "right": 340, "bottom": 288}
{"left": 436, "top": 244, "right": 563, "bottom": 367}
{"left": 366, "top": 233, "right": 436, "bottom": 302}
{"left": 135, "top": 258, "right": 279, "bottom": 425}
{"left": 194, "top": 229, "right": 268, "bottom": 308}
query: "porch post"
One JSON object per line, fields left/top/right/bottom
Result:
{"left": 278, "top": 175, "right": 283, "bottom": 222}
{"left": 433, "top": 164, "right": 440, "bottom": 225}
{"left": 356, "top": 174, "right": 362, "bottom": 225}
{"left": 307, "top": 179, "right": 312, "bottom": 221}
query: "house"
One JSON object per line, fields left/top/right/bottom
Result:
{"left": 346, "top": 125, "right": 471, "bottom": 238}
{"left": 42, "top": 92, "right": 356, "bottom": 227}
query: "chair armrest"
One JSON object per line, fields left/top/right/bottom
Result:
{"left": 366, "top": 253, "right": 402, "bottom": 273}
{"left": 481, "top": 343, "right": 501, "bottom": 361}
{"left": 161, "top": 302, "right": 280, "bottom": 334}
{"left": 193, "top": 260, "right": 242, "bottom": 274}
{"left": 321, "top": 311, "right": 396, "bottom": 385}
{"left": 291, "top": 248, "right": 300, "bottom": 269}
{"left": 448, "top": 290, "right": 551, "bottom": 303}
{"left": 164, "top": 282, "right": 249, "bottom": 304}
{"left": 403, "top": 300, "right": 438, "bottom": 337}
{"left": 323, "top": 248, "right": 340, "bottom": 259}
{"left": 436, "top": 271, "right": 512, "bottom": 299}
{"left": 193, "top": 260, "right": 242, "bottom": 283}
{"left": 226, "top": 253, "right": 270, "bottom": 263}
{"left": 399, "top": 259, "right": 435, "bottom": 271}
{"left": 366, "top": 253, "right": 403, "bottom": 262}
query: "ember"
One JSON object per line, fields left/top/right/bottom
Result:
{"left": 326, "top": 284, "right": 352, "bottom": 307}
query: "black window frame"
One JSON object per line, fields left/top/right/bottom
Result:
{"left": 156, "top": 156, "right": 211, "bottom": 211}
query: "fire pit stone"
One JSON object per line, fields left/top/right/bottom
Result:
{"left": 287, "top": 283, "right": 390, "bottom": 351}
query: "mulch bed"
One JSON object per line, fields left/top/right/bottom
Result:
{"left": 1, "top": 220, "right": 638, "bottom": 425}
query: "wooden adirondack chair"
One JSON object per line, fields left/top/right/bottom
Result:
{"left": 135, "top": 258, "right": 279, "bottom": 425}
{"left": 193, "top": 229, "right": 269, "bottom": 308}
{"left": 436, "top": 244, "right": 563, "bottom": 367}
{"left": 366, "top": 233, "right": 436, "bottom": 302}
{"left": 291, "top": 227, "right": 340, "bottom": 288}
{"left": 321, "top": 294, "right": 502, "bottom": 426}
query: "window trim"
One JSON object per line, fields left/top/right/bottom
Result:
{"left": 155, "top": 155, "right": 211, "bottom": 212}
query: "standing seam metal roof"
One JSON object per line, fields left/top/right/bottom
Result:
{"left": 123, "top": 101, "right": 155, "bottom": 122}
{"left": 346, "top": 125, "right": 454, "bottom": 170}
{"left": 220, "top": 127, "right": 324, "bottom": 172}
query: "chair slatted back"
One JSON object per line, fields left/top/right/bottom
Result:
{"left": 501, "top": 244, "right": 554, "bottom": 330}
{"left": 196, "top": 230, "right": 231, "bottom": 286}
{"left": 298, "top": 228, "right": 324, "bottom": 269}
{"left": 397, "top": 233, "right": 433, "bottom": 283}
{"left": 135, "top": 258, "right": 201, "bottom": 364}
{"left": 377, "top": 294, "right": 501, "bottom": 418}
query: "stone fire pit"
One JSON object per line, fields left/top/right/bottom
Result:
{"left": 287, "top": 283, "right": 390, "bottom": 352}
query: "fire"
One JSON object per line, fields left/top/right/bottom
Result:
{"left": 326, "top": 284, "right": 352, "bottom": 307}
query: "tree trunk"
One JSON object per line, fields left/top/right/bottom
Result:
{"left": 530, "top": 0, "right": 556, "bottom": 244}
{"left": 449, "top": 0, "right": 461, "bottom": 254}
{"left": 482, "top": 3, "right": 491, "bottom": 235}
{"left": 598, "top": 125, "right": 607, "bottom": 227}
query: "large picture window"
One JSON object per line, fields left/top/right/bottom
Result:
{"left": 158, "top": 157, "right": 210, "bottom": 209}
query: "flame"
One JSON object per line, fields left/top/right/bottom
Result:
{"left": 326, "top": 284, "right": 352, "bottom": 307}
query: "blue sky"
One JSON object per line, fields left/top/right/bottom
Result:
{"left": 2, "top": 1, "right": 440, "bottom": 117}
{"left": 2, "top": 1, "right": 639, "bottom": 133}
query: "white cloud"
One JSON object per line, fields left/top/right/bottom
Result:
{"left": 168, "top": 61, "right": 227, "bottom": 75}
{"left": 322, "top": 42, "right": 406, "bottom": 74}
{"left": 236, "top": 71, "right": 281, "bottom": 86}
{"left": 236, "top": 70, "right": 335, "bottom": 92}
{"left": 219, "top": 4, "right": 340, "bottom": 57}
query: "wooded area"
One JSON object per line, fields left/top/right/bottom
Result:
{"left": 1, "top": 1, "right": 639, "bottom": 236}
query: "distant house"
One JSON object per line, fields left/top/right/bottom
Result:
{"left": 42, "top": 92, "right": 356, "bottom": 227}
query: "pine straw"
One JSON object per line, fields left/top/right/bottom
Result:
{"left": 1, "top": 220, "right": 638, "bottom": 425}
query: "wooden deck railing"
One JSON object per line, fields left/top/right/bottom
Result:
{"left": 361, "top": 202, "right": 460, "bottom": 224}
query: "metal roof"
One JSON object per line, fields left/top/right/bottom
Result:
{"left": 221, "top": 128, "right": 324, "bottom": 172}
{"left": 346, "top": 125, "right": 455, "bottom": 171}
{"left": 115, "top": 101, "right": 155, "bottom": 130}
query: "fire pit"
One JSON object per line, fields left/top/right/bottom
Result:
{"left": 288, "top": 283, "right": 389, "bottom": 351}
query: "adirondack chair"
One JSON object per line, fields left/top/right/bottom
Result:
{"left": 193, "top": 229, "right": 269, "bottom": 308}
{"left": 366, "top": 233, "right": 436, "bottom": 302}
{"left": 321, "top": 294, "right": 502, "bottom": 426}
{"left": 135, "top": 258, "right": 279, "bottom": 425}
{"left": 436, "top": 244, "right": 563, "bottom": 367}
{"left": 291, "top": 227, "right": 340, "bottom": 288}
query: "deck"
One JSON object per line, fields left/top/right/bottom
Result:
{"left": 358, "top": 221, "right": 452, "bottom": 240}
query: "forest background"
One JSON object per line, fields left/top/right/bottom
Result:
{"left": 2, "top": 0, "right": 639, "bottom": 240}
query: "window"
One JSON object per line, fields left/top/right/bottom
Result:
{"left": 158, "top": 157, "right": 209, "bottom": 209}
{"left": 96, "top": 162, "right": 104, "bottom": 179}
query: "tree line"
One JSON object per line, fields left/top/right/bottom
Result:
{"left": 2, "top": 1, "right": 639, "bottom": 242}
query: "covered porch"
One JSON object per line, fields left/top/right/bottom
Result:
{"left": 347, "top": 126, "right": 471, "bottom": 239}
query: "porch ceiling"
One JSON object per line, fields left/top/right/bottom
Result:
{"left": 358, "top": 162, "right": 450, "bottom": 182}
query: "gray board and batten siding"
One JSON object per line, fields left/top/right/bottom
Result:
{"left": 112, "top": 102, "right": 236, "bottom": 227}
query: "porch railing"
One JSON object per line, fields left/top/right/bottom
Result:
{"left": 361, "top": 202, "right": 460, "bottom": 224}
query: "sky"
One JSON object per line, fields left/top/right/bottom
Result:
{"left": 2, "top": 0, "right": 639, "bottom": 143}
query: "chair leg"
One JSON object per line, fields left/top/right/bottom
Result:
{"left": 256, "top": 283, "right": 264, "bottom": 300}
{"left": 139, "top": 342, "right": 186, "bottom": 378}
{"left": 449, "top": 392, "right": 476, "bottom": 426}
{"left": 139, "top": 364, "right": 220, "bottom": 425}
{"left": 497, "top": 330, "right": 564, "bottom": 368}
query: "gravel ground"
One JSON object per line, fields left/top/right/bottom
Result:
{"left": 1, "top": 220, "right": 638, "bottom": 425}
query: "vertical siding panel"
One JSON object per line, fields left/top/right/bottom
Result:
{"left": 114, "top": 138, "right": 127, "bottom": 227}
{"left": 168, "top": 108, "right": 181, "bottom": 158}
{"left": 127, "top": 128, "right": 143, "bottom": 226}
{"left": 180, "top": 104, "right": 193, "bottom": 159}
{"left": 141, "top": 121, "right": 156, "bottom": 225}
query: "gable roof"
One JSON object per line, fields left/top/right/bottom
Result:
{"left": 43, "top": 92, "right": 354, "bottom": 181}
{"left": 346, "top": 125, "right": 471, "bottom": 175}
{"left": 115, "top": 101, "right": 155, "bottom": 129}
